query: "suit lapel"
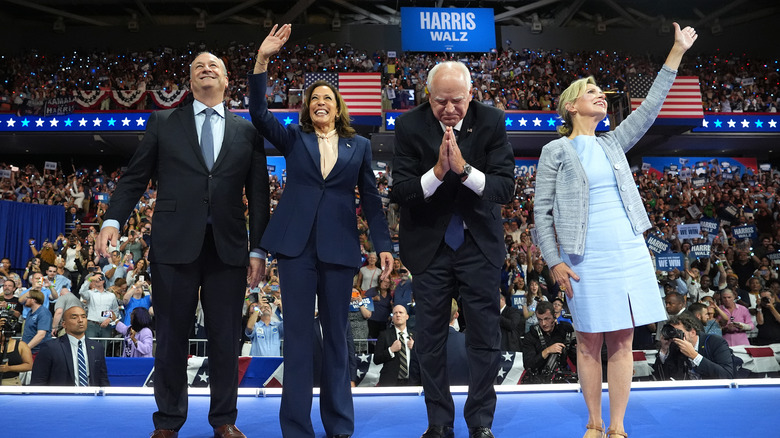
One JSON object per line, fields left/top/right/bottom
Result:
{"left": 59, "top": 337, "right": 76, "bottom": 383}
{"left": 302, "top": 132, "right": 322, "bottom": 174}
{"left": 213, "top": 106, "right": 237, "bottom": 170}
{"left": 174, "top": 104, "right": 208, "bottom": 170}
{"left": 325, "top": 137, "right": 358, "bottom": 181}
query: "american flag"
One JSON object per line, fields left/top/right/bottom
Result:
{"left": 304, "top": 72, "right": 382, "bottom": 116}
{"left": 144, "top": 356, "right": 252, "bottom": 387}
{"left": 628, "top": 74, "right": 703, "bottom": 118}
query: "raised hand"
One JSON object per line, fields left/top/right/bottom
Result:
{"left": 257, "top": 24, "right": 292, "bottom": 62}
{"left": 673, "top": 22, "right": 697, "bottom": 51}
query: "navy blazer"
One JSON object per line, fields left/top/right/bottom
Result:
{"left": 30, "top": 336, "right": 110, "bottom": 386}
{"left": 249, "top": 73, "right": 391, "bottom": 267}
{"left": 104, "top": 100, "right": 269, "bottom": 266}
{"left": 652, "top": 332, "right": 736, "bottom": 380}
{"left": 374, "top": 327, "right": 414, "bottom": 386}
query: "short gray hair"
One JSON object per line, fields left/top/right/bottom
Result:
{"left": 427, "top": 61, "right": 471, "bottom": 96}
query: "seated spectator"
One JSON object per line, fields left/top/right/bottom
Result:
{"left": 373, "top": 305, "right": 414, "bottom": 386}
{"left": 115, "top": 307, "right": 154, "bottom": 357}
{"left": 245, "top": 302, "right": 283, "bottom": 357}
{"left": 521, "top": 301, "right": 576, "bottom": 381}
{"left": 688, "top": 302, "right": 721, "bottom": 336}
{"left": 755, "top": 290, "right": 780, "bottom": 345}
{"left": 30, "top": 305, "right": 110, "bottom": 386}
{"left": 499, "top": 293, "right": 524, "bottom": 351}
{"left": 716, "top": 289, "right": 754, "bottom": 346}
{"left": 0, "top": 313, "right": 32, "bottom": 385}
{"left": 20, "top": 289, "right": 51, "bottom": 354}
{"left": 652, "top": 313, "right": 737, "bottom": 380}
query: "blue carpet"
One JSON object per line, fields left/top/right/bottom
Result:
{"left": 4, "top": 385, "right": 777, "bottom": 437}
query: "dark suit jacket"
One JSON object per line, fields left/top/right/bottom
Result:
{"left": 104, "top": 100, "right": 269, "bottom": 266}
{"left": 30, "top": 336, "right": 109, "bottom": 386}
{"left": 373, "top": 327, "right": 414, "bottom": 386}
{"left": 652, "top": 333, "right": 736, "bottom": 380}
{"left": 500, "top": 305, "right": 525, "bottom": 352}
{"left": 390, "top": 100, "right": 514, "bottom": 273}
{"left": 249, "top": 73, "right": 391, "bottom": 265}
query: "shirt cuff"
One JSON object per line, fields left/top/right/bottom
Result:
{"left": 388, "top": 348, "right": 395, "bottom": 358}
{"left": 691, "top": 353, "right": 703, "bottom": 367}
{"left": 462, "top": 166, "right": 486, "bottom": 196}
{"left": 421, "top": 167, "right": 443, "bottom": 199}
{"left": 102, "top": 220, "right": 120, "bottom": 230}
{"left": 250, "top": 249, "right": 267, "bottom": 259}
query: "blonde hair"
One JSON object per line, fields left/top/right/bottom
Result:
{"left": 450, "top": 298, "right": 459, "bottom": 321}
{"left": 556, "top": 76, "right": 598, "bottom": 137}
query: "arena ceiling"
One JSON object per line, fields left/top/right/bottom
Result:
{"left": 0, "top": 0, "right": 778, "bottom": 33}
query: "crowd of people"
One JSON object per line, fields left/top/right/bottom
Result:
{"left": 1, "top": 43, "right": 778, "bottom": 113}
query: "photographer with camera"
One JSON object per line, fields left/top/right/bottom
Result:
{"left": 0, "top": 311, "right": 32, "bottom": 385}
{"left": 652, "top": 313, "right": 736, "bottom": 380}
{"left": 119, "top": 229, "right": 148, "bottom": 264}
{"left": 521, "top": 301, "right": 576, "bottom": 383}
{"left": 755, "top": 290, "right": 780, "bottom": 345}
{"left": 245, "top": 301, "right": 283, "bottom": 357}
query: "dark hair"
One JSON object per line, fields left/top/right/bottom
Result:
{"left": 664, "top": 291, "right": 684, "bottom": 303}
{"left": 130, "top": 307, "right": 152, "bottom": 332}
{"left": 536, "top": 300, "right": 555, "bottom": 317}
{"left": 667, "top": 313, "right": 703, "bottom": 333}
{"left": 688, "top": 302, "right": 707, "bottom": 316}
{"left": 299, "top": 80, "right": 356, "bottom": 138}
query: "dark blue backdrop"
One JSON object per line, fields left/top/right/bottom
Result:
{"left": 0, "top": 200, "right": 65, "bottom": 271}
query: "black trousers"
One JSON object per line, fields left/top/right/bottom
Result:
{"left": 412, "top": 232, "right": 501, "bottom": 429}
{"left": 150, "top": 226, "right": 246, "bottom": 430}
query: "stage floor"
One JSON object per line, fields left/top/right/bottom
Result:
{"left": 3, "top": 381, "right": 777, "bottom": 437}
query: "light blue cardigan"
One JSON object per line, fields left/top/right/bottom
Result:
{"left": 534, "top": 65, "right": 677, "bottom": 268}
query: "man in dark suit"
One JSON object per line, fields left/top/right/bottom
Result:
{"left": 391, "top": 61, "right": 514, "bottom": 438}
{"left": 446, "top": 299, "right": 469, "bottom": 386}
{"left": 97, "top": 52, "right": 269, "bottom": 438}
{"left": 374, "top": 305, "right": 415, "bottom": 386}
{"left": 499, "top": 293, "right": 524, "bottom": 352}
{"left": 653, "top": 313, "right": 738, "bottom": 380}
{"left": 31, "top": 305, "right": 109, "bottom": 386}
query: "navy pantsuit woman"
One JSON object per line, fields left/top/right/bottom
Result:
{"left": 250, "top": 24, "right": 392, "bottom": 438}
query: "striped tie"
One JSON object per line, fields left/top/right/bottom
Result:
{"left": 398, "top": 332, "right": 409, "bottom": 379}
{"left": 77, "top": 340, "right": 88, "bottom": 386}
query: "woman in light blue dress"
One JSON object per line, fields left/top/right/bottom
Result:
{"left": 534, "top": 23, "right": 697, "bottom": 438}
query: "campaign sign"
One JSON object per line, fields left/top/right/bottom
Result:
{"left": 656, "top": 253, "right": 685, "bottom": 271}
{"left": 699, "top": 218, "right": 719, "bottom": 234}
{"left": 767, "top": 252, "right": 780, "bottom": 264}
{"left": 514, "top": 158, "right": 538, "bottom": 177}
{"left": 692, "top": 177, "right": 707, "bottom": 188}
{"left": 401, "top": 7, "right": 496, "bottom": 52}
{"left": 44, "top": 161, "right": 57, "bottom": 170}
{"left": 0, "top": 169, "right": 11, "bottom": 178}
{"left": 511, "top": 293, "right": 525, "bottom": 309}
{"left": 646, "top": 235, "right": 671, "bottom": 255}
{"left": 691, "top": 243, "right": 711, "bottom": 259}
{"left": 266, "top": 165, "right": 276, "bottom": 173}
{"left": 687, "top": 205, "right": 702, "bottom": 219}
{"left": 733, "top": 225, "right": 758, "bottom": 240}
{"left": 721, "top": 203, "right": 738, "bottom": 220}
{"left": 677, "top": 223, "right": 702, "bottom": 239}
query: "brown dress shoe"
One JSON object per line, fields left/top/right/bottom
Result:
{"left": 149, "top": 430, "right": 178, "bottom": 438}
{"left": 213, "top": 424, "right": 247, "bottom": 438}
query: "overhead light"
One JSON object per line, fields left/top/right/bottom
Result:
{"left": 711, "top": 19, "right": 722, "bottom": 35}
{"left": 53, "top": 16, "right": 65, "bottom": 33}
{"left": 595, "top": 15, "right": 606, "bottom": 35}
{"left": 128, "top": 13, "right": 139, "bottom": 32}
{"left": 196, "top": 11, "right": 206, "bottom": 31}
{"left": 263, "top": 11, "right": 273, "bottom": 28}
{"left": 331, "top": 11, "right": 341, "bottom": 31}
{"left": 659, "top": 21, "right": 671, "bottom": 34}
{"left": 530, "top": 13, "right": 542, "bottom": 34}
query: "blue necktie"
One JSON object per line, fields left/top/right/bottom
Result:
{"left": 445, "top": 213, "right": 464, "bottom": 250}
{"left": 200, "top": 108, "right": 215, "bottom": 170}
{"left": 77, "top": 340, "right": 88, "bottom": 386}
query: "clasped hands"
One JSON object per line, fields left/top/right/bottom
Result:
{"left": 433, "top": 126, "right": 466, "bottom": 181}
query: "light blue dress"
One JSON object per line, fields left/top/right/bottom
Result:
{"left": 560, "top": 135, "right": 665, "bottom": 333}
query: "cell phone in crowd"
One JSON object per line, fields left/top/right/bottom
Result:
{"left": 138, "top": 275, "right": 145, "bottom": 283}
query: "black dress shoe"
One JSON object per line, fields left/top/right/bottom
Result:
{"left": 469, "top": 426, "right": 495, "bottom": 438}
{"left": 331, "top": 435, "right": 351, "bottom": 438}
{"left": 421, "top": 425, "right": 454, "bottom": 438}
